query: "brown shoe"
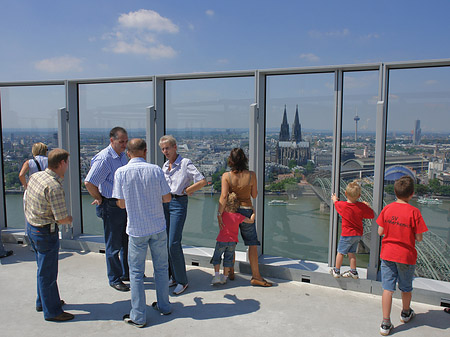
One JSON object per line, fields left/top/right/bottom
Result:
{"left": 45, "top": 312, "right": 74, "bottom": 322}
{"left": 250, "top": 278, "right": 273, "bottom": 287}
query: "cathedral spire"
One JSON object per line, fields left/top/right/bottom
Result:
{"left": 291, "top": 104, "right": 302, "bottom": 142}
{"left": 279, "top": 105, "right": 290, "bottom": 141}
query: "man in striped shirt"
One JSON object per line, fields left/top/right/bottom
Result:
{"left": 25, "top": 148, "right": 74, "bottom": 321}
{"left": 85, "top": 127, "right": 130, "bottom": 292}
{"left": 113, "top": 138, "right": 172, "bottom": 328}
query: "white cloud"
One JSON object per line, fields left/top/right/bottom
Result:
{"left": 425, "top": 79, "right": 438, "bottom": 86}
{"left": 104, "top": 9, "right": 179, "bottom": 59}
{"left": 118, "top": 9, "right": 179, "bottom": 33}
{"left": 300, "top": 53, "right": 320, "bottom": 62}
{"left": 309, "top": 28, "right": 350, "bottom": 39}
{"left": 217, "top": 58, "right": 229, "bottom": 64}
{"left": 206, "top": 9, "right": 215, "bottom": 17}
{"left": 35, "top": 56, "right": 83, "bottom": 73}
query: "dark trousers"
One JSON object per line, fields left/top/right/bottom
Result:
{"left": 97, "top": 199, "right": 129, "bottom": 285}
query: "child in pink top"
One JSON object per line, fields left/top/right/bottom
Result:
{"left": 377, "top": 175, "right": 428, "bottom": 336}
{"left": 210, "top": 192, "right": 254, "bottom": 285}
{"left": 330, "top": 180, "right": 374, "bottom": 279}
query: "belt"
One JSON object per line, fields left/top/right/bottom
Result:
{"left": 102, "top": 197, "right": 117, "bottom": 201}
{"left": 32, "top": 223, "right": 58, "bottom": 232}
{"left": 171, "top": 194, "right": 187, "bottom": 198}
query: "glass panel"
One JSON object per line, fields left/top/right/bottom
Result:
{"left": 1, "top": 86, "right": 64, "bottom": 229}
{"left": 264, "top": 73, "right": 335, "bottom": 262}
{"left": 79, "top": 82, "right": 152, "bottom": 234}
{"left": 340, "top": 71, "right": 379, "bottom": 268}
{"left": 385, "top": 67, "right": 450, "bottom": 281}
{"left": 165, "top": 77, "right": 253, "bottom": 251}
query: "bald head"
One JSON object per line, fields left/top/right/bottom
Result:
{"left": 127, "top": 138, "right": 147, "bottom": 159}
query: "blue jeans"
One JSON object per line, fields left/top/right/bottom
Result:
{"left": 381, "top": 259, "right": 416, "bottom": 292}
{"left": 337, "top": 235, "right": 361, "bottom": 255}
{"left": 237, "top": 208, "right": 260, "bottom": 246}
{"left": 163, "top": 196, "right": 188, "bottom": 285}
{"left": 128, "top": 230, "right": 171, "bottom": 325}
{"left": 210, "top": 241, "right": 237, "bottom": 268}
{"left": 27, "top": 222, "right": 64, "bottom": 319}
{"left": 0, "top": 229, "right": 7, "bottom": 256}
{"left": 98, "top": 199, "right": 129, "bottom": 285}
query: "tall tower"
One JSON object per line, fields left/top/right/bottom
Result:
{"left": 413, "top": 120, "right": 421, "bottom": 145}
{"left": 354, "top": 112, "right": 360, "bottom": 141}
{"left": 291, "top": 104, "right": 302, "bottom": 142}
{"left": 279, "top": 105, "right": 290, "bottom": 141}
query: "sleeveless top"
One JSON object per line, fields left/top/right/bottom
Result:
{"left": 28, "top": 155, "right": 48, "bottom": 175}
{"left": 227, "top": 171, "right": 253, "bottom": 208}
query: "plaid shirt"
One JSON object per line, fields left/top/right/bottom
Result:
{"left": 25, "top": 168, "right": 69, "bottom": 226}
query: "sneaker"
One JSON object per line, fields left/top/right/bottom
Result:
{"left": 329, "top": 268, "right": 340, "bottom": 278}
{"left": 173, "top": 283, "right": 188, "bottom": 295}
{"left": 0, "top": 250, "right": 13, "bottom": 258}
{"left": 219, "top": 274, "right": 227, "bottom": 284}
{"left": 123, "top": 314, "right": 145, "bottom": 328}
{"left": 168, "top": 278, "right": 177, "bottom": 287}
{"left": 211, "top": 275, "right": 222, "bottom": 285}
{"left": 400, "top": 308, "right": 415, "bottom": 323}
{"left": 341, "top": 270, "right": 359, "bottom": 279}
{"left": 380, "top": 322, "right": 393, "bottom": 336}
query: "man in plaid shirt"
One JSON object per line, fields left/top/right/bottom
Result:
{"left": 25, "top": 148, "right": 74, "bottom": 322}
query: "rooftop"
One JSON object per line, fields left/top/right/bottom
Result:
{"left": 1, "top": 242, "right": 449, "bottom": 337}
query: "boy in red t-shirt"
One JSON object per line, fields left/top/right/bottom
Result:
{"left": 330, "top": 180, "right": 374, "bottom": 279}
{"left": 210, "top": 192, "right": 254, "bottom": 285}
{"left": 377, "top": 175, "right": 428, "bottom": 336}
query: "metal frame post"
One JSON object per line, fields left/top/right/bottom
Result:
{"left": 146, "top": 105, "right": 156, "bottom": 163}
{"left": 154, "top": 77, "right": 165, "bottom": 166}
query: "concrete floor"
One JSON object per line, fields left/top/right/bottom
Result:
{"left": 0, "top": 243, "right": 449, "bottom": 337}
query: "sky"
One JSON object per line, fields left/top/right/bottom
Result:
{"left": 1, "top": 0, "right": 450, "bottom": 132}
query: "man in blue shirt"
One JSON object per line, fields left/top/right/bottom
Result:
{"left": 85, "top": 127, "right": 129, "bottom": 292}
{"left": 113, "top": 138, "right": 172, "bottom": 328}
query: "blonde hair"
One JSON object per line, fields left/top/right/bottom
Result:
{"left": 32, "top": 142, "right": 48, "bottom": 156}
{"left": 225, "top": 192, "right": 240, "bottom": 213}
{"left": 159, "top": 135, "right": 177, "bottom": 147}
{"left": 345, "top": 180, "right": 361, "bottom": 199}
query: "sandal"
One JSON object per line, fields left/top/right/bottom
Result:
{"left": 250, "top": 278, "right": 273, "bottom": 287}
{"left": 444, "top": 307, "right": 450, "bottom": 314}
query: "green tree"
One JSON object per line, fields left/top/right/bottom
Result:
{"left": 288, "top": 160, "right": 297, "bottom": 169}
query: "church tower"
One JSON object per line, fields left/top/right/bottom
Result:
{"left": 291, "top": 104, "right": 302, "bottom": 142}
{"left": 279, "top": 105, "right": 290, "bottom": 141}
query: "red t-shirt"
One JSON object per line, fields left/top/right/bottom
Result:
{"left": 216, "top": 212, "right": 246, "bottom": 242}
{"left": 377, "top": 202, "right": 428, "bottom": 265}
{"left": 334, "top": 201, "right": 374, "bottom": 236}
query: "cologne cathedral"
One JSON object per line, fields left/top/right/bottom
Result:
{"left": 276, "top": 105, "right": 311, "bottom": 166}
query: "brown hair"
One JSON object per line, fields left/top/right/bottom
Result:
{"left": 394, "top": 175, "right": 415, "bottom": 199}
{"left": 32, "top": 142, "right": 48, "bottom": 156}
{"left": 227, "top": 148, "right": 248, "bottom": 172}
{"left": 48, "top": 149, "right": 69, "bottom": 169}
{"left": 346, "top": 180, "right": 361, "bottom": 199}
{"left": 159, "top": 135, "right": 177, "bottom": 147}
{"left": 225, "top": 192, "right": 240, "bottom": 213}
{"left": 127, "top": 138, "right": 147, "bottom": 154}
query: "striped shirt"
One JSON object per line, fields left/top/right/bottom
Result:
{"left": 25, "top": 168, "right": 69, "bottom": 226}
{"left": 85, "top": 145, "right": 128, "bottom": 198}
{"left": 162, "top": 155, "right": 204, "bottom": 195}
{"left": 112, "top": 157, "right": 170, "bottom": 237}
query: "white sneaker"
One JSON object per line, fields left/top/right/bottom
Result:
{"left": 219, "top": 274, "right": 227, "bottom": 284}
{"left": 329, "top": 268, "right": 340, "bottom": 278}
{"left": 341, "top": 270, "right": 359, "bottom": 279}
{"left": 168, "top": 278, "right": 176, "bottom": 287}
{"left": 211, "top": 275, "right": 222, "bottom": 285}
{"left": 173, "top": 283, "right": 188, "bottom": 295}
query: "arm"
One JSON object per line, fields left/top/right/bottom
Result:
{"left": 250, "top": 171, "right": 257, "bottom": 199}
{"left": 19, "top": 160, "right": 30, "bottom": 189}
{"left": 116, "top": 199, "right": 126, "bottom": 209}
{"left": 57, "top": 215, "right": 73, "bottom": 225}
{"left": 185, "top": 178, "right": 207, "bottom": 196}
{"left": 85, "top": 181, "right": 103, "bottom": 205}
{"left": 378, "top": 226, "right": 384, "bottom": 236}
{"left": 415, "top": 233, "right": 423, "bottom": 242}
{"left": 217, "top": 174, "right": 229, "bottom": 229}
{"left": 243, "top": 213, "right": 255, "bottom": 223}
{"left": 162, "top": 193, "right": 172, "bottom": 203}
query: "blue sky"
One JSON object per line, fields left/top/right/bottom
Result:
{"left": 1, "top": 0, "right": 450, "bottom": 81}
{"left": 1, "top": 1, "right": 450, "bottom": 132}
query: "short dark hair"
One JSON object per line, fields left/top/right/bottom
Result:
{"left": 227, "top": 148, "right": 248, "bottom": 172}
{"left": 48, "top": 149, "right": 69, "bottom": 169}
{"left": 394, "top": 175, "right": 415, "bottom": 199}
{"left": 110, "top": 126, "right": 127, "bottom": 139}
{"left": 127, "top": 138, "right": 147, "bottom": 154}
